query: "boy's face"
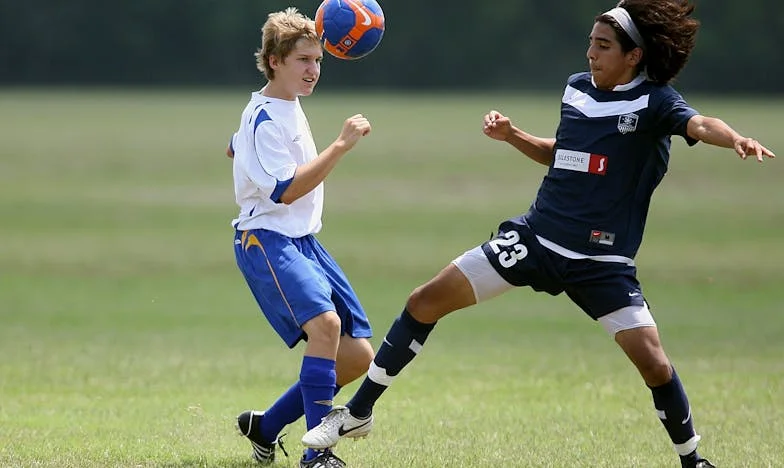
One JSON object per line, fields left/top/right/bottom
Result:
{"left": 269, "top": 38, "right": 323, "bottom": 99}
{"left": 586, "top": 22, "right": 641, "bottom": 90}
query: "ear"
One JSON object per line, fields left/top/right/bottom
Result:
{"left": 627, "top": 47, "right": 643, "bottom": 67}
{"left": 269, "top": 54, "right": 282, "bottom": 70}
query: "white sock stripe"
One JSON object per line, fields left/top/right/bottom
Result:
{"left": 656, "top": 409, "right": 667, "bottom": 420}
{"left": 408, "top": 339, "right": 423, "bottom": 354}
{"left": 367, "top": 361, "right": 394, "bottom": 386}
{"left": 674, "top": 434, "right": 701, "bottom": 456}
{"left": 681, "top": 406, "right": 692, "bottom": 425}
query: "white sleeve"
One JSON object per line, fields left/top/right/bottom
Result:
{"left": 238, "top": 119, "right": 297, "bottom": 196}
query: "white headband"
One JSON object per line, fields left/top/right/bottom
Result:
{"left": 603, "top": 7, "right": 645, "bottom": 50}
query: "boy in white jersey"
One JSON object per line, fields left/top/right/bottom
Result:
{"left": 303, "top": 1, "right": 775, "bottom": 467}
{"left": 227, "top": 8, "right": 374, "bottom": 468}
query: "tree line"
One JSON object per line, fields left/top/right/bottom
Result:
{"left": 1, "top": 0, "right": 781, "bottom": 93}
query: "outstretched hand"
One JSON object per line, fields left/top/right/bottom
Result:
{"left": 733, "top": 136, "right": 775, "bottom": 162}
{"left": 483, "top": 110, "right": 513, "bottom": 141}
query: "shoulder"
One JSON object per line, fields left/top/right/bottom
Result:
{"left": 249, "top": 100, "right": 293, "bottom": 134}
{"left": 645, "top": 82, "right": 687, "bottom": 104}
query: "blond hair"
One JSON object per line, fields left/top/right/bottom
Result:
{"left": 255, "top": 7, "right": 320, "bottom": 80}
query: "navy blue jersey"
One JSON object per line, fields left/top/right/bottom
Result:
{"left": 524, "top": 72, "right": 699, "bottom": 259}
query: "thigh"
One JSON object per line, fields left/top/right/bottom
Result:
{"left": 305, "top": 236, "right": 373, "bottom": 341}
{"left": 235, "top": 230, "right": 336, "bottom": 348}
{"left": 564, "top": 260, "right": 645, "bottom": 320}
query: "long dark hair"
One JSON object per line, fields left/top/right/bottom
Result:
{"left": 597, "top": 0, "right": 700, "bottom": 84}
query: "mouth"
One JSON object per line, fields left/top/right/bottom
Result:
{"left": 303, "top": 78, "right": 316, "bottom": 83}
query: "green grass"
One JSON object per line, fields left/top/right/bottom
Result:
{"left": 0, "top": 89, "right": 782, "bottom": 467}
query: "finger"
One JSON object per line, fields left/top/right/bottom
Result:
{"left": 755, "top": 143, "right": 764, "bottom": 162}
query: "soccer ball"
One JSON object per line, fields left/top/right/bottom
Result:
{"left": 314, "top": 0, "right": 385, "bottom": 60}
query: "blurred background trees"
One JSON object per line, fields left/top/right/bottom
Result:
{"left": 1, "top": 0, "right": 782, "bottom": 93}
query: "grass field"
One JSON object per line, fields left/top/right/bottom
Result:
{"left": 0, "top": 89, "right": 782, "bottom": 467}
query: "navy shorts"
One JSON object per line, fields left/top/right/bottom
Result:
{"left": 480, "top": 219, "right": 645, "bottom": 319}
{"left": 235, "top": 229, "right": 373, "bottom": 348}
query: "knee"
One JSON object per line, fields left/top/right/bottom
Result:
{"left": 406, "top": 284, "right": 439, "bottom": 321}
{"left": 638, "top": 358, "right": 673, "bottom": 387}
{"left": 304, "top": 311, "right": 342, "bottom": 344}
{"left": 352, "top": 341, "right": 374, "bottom": 369}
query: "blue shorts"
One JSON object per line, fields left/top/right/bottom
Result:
{"left": 234, "top": 229, "right": 373, "bottom": 348}
{"left": 481, "top": 218, "right": 645, "bottom": 319}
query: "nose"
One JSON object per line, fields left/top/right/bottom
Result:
{"left": 586, "top": 45, "right": 596, "bottom": 61}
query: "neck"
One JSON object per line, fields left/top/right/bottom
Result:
{"left": 261, "top": 82, "right": 296, "bottom": 101}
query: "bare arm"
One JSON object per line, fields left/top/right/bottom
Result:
{"left": 483, "top": 110, "right": 555, "bottom": 166}
{"left": 280, "top": 114, "right": 371, "bottom": 204}
{"left": 686, "top": 115, "right": 776, "bottom": 162}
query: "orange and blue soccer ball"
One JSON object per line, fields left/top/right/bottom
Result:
{"left": 315, "top": 0, "right": 385, "bottom": 60}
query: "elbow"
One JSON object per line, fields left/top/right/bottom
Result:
{"left": 278, "top": 193, "right": 296, "bottom": 205}
{"left": 271, "top": 177, "right": 296, "bottom": 205}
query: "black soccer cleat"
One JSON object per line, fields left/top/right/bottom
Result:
{"left": 299, "top": 449, "right": 346, "bottom": 468}
{"left": 236, "top": 410, "right": 288, "bottom": 464}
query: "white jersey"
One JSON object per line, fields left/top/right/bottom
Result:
{"left": 230, "top": 91, "right": 322, "bottom": 237}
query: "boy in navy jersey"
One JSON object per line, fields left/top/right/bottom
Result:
{"left": 227, "top": 8, "right": 375, "bottom": 468}
{"left": 302, "top": 0, "right": 774, "bottom": 466}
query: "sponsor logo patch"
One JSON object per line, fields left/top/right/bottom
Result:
{"left": 589, "top": 230, "right": 616, "bottom": 246}
{"left": 618, "top": 112, "right": 639, "bottom": 134}
{"left": 554, "top": 149, "right": 608, "bottom": 175}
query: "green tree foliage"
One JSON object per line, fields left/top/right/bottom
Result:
{"left": 0, "top": 0, "right": 781, "bottom": 93}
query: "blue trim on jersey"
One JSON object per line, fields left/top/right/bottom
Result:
{"left": 253, "top": 108, "right": 272, "bottom": 132}
{"left": 270, "top": 177, "right": 293, "bottom": 203}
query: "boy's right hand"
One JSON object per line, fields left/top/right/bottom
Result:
{"left": 483, "top": 110, "right": 513, "bottom": 141}
{"left": 336, "top": 114, "right": 372, "bottom": 151}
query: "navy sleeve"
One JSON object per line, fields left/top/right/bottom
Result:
{"left": 654, "top": 86, "right": 699, "bottom": 146}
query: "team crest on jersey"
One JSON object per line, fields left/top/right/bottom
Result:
{"left": 617, "top": 112, "right": 639, "bottom": 134}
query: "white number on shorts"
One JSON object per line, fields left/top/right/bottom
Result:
{"left": 487, "top": 230, "right": 528, "bottom": 268}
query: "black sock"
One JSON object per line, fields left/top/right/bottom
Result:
{"left": 649, "top": 368, "right": 702, "bottom": 464}
{"left": 348, "top": 308, "right": 436, "bottom": 418}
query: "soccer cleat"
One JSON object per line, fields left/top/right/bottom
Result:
{"left": 694, "top": 460, "right": 716, "bottom": 468}
{"left": 299, "top": 449, "right": 346, "bottom": 468}
{"left": 236, "top": 410, "right": 288, "bottom": 464}
{"left": 301, "top": 405, "right": 373, "bottom": 449}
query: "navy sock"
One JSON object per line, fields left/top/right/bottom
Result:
{"left": 649, "top": 368, "right": 701, "bottom": 462}
{"left": 348, "top": 308, "right": 436, "bottom": 418}
{"left": 300, "top": 356, "right": 336, "bottom": 461}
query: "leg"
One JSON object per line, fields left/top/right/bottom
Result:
{"left": 345, "top": 262, "right": 476, "bottom": 419}
{"left": 303, "top": 246, "right": 516, "bottom": 448}
{"left": 335, "top": 336, "right": 374, "bottom": 387}
{"left": 239, "top": 334, "right": 372, "bottom": 461}
{"left": 606, "top": 307, "right": 711, "bottom": 468}
{"left": 298, "top": 311, "right": 341, "bottom": 461}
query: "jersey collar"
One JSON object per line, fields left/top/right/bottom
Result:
{"left": 591, "top": 73, "right": 647, "bottom": 92}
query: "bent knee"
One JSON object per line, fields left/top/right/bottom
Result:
{"left": 406, "top": 285, "right": 439, "bottom": 321}
{"left": 303, "top": 311, "right": 342, "bottom": 342}
{"left": 638, "top": 359, "right": 673, "bottom": 387}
